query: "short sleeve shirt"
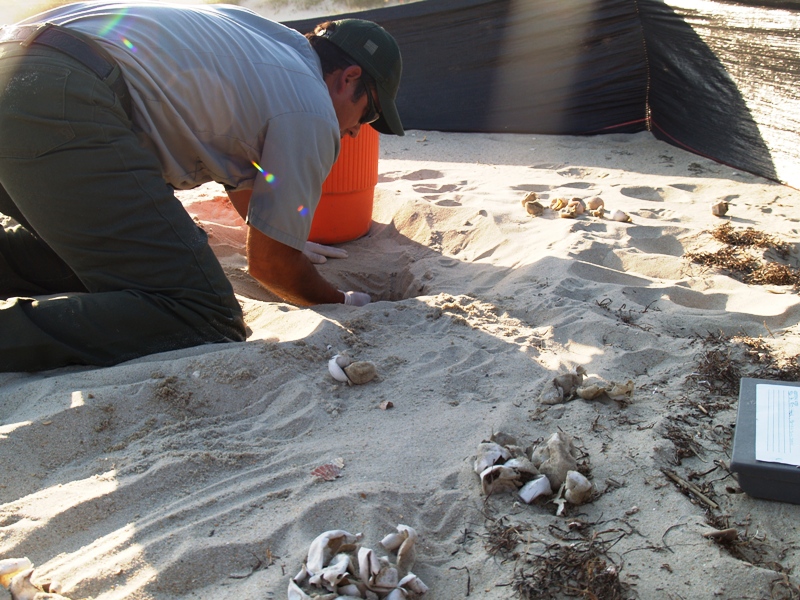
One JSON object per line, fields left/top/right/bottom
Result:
{"left": 23, "top": 1, "right": 341, "bottom": 250}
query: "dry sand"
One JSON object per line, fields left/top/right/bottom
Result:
{"left": 2, "top": 129, "right": 800, "bottom": 599}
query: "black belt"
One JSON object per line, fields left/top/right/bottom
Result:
{"left": 0, "top": 23, "right": 132, "bottom": 118}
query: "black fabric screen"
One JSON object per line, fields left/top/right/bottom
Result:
{"left": 285, "top": 0, "right": 800, "bottom": 188}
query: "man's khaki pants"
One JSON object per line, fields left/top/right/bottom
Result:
{"left": 0, "top": 44, "right": 246, "bottom": 372}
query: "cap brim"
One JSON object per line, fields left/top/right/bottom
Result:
{"left": 371, "top": 83, "right": 404, "bottom": 136}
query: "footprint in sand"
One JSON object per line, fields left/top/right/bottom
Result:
{"left": 378, "top": 169, "right": 445, "bottom": 183}
{"left": 620, "top": 186, "right": 665, "bottom": 202}
{"left": 530, "top": 162, "right": 566, "bottom": 170}
{"left": 557, "top": 167, "right": 596, "bottom": 179}
{"left": 512, "top": 184, "right": 553, "bottom": 193}
{"left": 401, "top": 169, "right": 445, "bottom": 181}
{"left": 412, "top": 181, "right": 466, "bottom": 206}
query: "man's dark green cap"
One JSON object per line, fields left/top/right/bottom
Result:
{"left": 317, "top": 18, "right": 404, "bottom": 136}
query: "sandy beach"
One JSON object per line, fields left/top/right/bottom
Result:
{"left": 2, "top": 128, "right": 800, "bottom": 599}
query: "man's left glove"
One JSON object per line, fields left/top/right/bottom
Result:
{"left": 341, "top": 291, "right": 371, "bottom": 307}
{"left": 303, "top": 241, "right": 349, "bottom": 264}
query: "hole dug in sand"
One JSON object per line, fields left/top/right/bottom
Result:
{"left": 317, "top": 194, "right": 504, "bottom": 303}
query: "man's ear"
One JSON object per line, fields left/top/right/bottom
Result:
{"left": 340, "top": 64, "right": 363, "bottom": 89}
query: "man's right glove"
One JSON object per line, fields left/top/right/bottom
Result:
{"left": 341, "top": 290, "right": 371, "bottom": 307}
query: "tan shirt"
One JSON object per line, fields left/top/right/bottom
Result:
{"left": 24, "top": 1, "right": 340, "bottom": 250}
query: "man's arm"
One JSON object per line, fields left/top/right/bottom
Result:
{"left": 246, "top": 225, "right": 345, "bottom": 306}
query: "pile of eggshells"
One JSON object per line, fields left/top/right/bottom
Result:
{"left": 289, "top": 526, "right": 428, "bottom": 599}
{"left": 474, "top": 432, "right": 594, "bottom": 516}
{"left": 538, "top": 366, "right": 635, "bottom": 405}
{"left": 0, "top": 557, "right": 71, "bottom": 600}
{"left": 522, "top": 192, "right": 631, "bottom": 223}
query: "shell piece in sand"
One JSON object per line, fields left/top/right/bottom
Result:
{"left": 358, "top": 547, "right": 381, "bottom": 584}
{"left": 369, "top": 557, "right": 399, "bottom": 594}
{"left": 576, "top": 383, "right": 606, "bottom": 400}
{"left": 539, "top": 383, "right": 564, "bottom": 405}
{"left": 9, "top": 568, "right": 72, "bottom": 600}
{"left": 306, "top": 530, "right": 362, "bottom": 574}
{"left": 568, "top": 198, "right": 585, "bottom": 215}
{"left": 380, "top": 524, "right": 418, "bottom": 578}
{"left": 0, "top": 558, "right": 33, "bottom": 588}
{"left": 591, "top": 206, "right": 605, "bottom": 218}
{"left": 564, "top": 470, "right": 594, "bottom": 505}
{"left": 586, "top": 196, "right": 604, "bottom": 210}
{"left": 328, "top": 354, "right": 351, "bottom": 383}
{"left": 531, "top": 432, "right": 579, "bottom": 490}
{"left": 518, "top": 474, "right": 553, "bottom": 503}
{"left": 711, "top": 201, "right": 729, "bottom": 217}
{"left": 550, "top": 197, "right": 567, "bottom": 210}
{"left": 308, "top": 552, "right": 352, "bottom": 591}
{"left": 288, "top": 579, "right": 312, "bottom": 600}
{"left": 480, "top": 464, "right": 521, "bottom": 495}
{"left": 525, "top": 200, "right": 545, "bottom": 217}
{"left": 343, "top": 361, "right": 377, "bottom": 385}
{"left": 575, "top": 378, "right": 634, "bottom": 401}
{"left": 521, "top": 191, "right": 539, "bottom": 207}
{"left": 504, "top": 456, "right": 539, "bottom": 479}
{"left": 399, "top": 572, "right": 430, "bottom": 595}
{"left": 395, "top": 525, "right": 417, "bottom": 578}
{"left": 522, "top": 192, "right": 544, "bottom": 216}
{"left": 474, "top": 441, "right": 512, "bottom": 474}
{"left": 607, "top": 380, "right": 634, "bottom": 400}
{"left": 540, "top": 367, "right": 586, "bottom": 404}
{"left": 611, "top": 209, "right": 632, "bottom": 223}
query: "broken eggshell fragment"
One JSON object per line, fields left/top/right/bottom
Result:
{"left": 9, "top": 568, "right": 72, "bottom": 600}
{"left": 611, "top": 209, "right": 632, "bottom": 223}
{"left": 328, "top": 354, "right": 377, "bottom": 385}
{"left": 525, "top": 200, "right": 545, "bottom": 217}
{"left": 585, "top": 196, "right": 604, "bottom": 210}
{"left": 518, "top": 474, "right": 553, "bottom": 503}
{"left": 473, "top": 441, "right": 512, "bottom": 474}
{"left": 305, "top": 529, "right": 362, "bottom": 574}
{"left": 711, "top": 200, "right": 728, "bottom": 217}
{"left": 539, "top": 367, "right": 586, "bottom": 405}
{"left": 564, "top": 470, "right": 594, "bottom": 505}
{"left": 328, "top": 354, "right": 352, "bottom": 383}
{"left": 607, "top": 380, "right": 635, "bottom": 400}
{"left": 0, "top": 558, "right": 33, "bottom": 589}
{"left": 531, "top": 432, "right": 579, "bottom": 490}
{"left": 287, "top": 579, "right": 312, "bottom": 600}
{"left": 399, "top": 572, "right": 430, "bottom": 595}
{"left": 480, "top": 464, "right": 521, "bottom": 495}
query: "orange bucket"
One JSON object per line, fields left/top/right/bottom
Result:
{"left": 308, "top": 125, "right": 379, "bottom": 244}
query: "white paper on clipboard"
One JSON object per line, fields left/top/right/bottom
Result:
{"left": 755, "top": 383, "right": 800, "bottom": 466}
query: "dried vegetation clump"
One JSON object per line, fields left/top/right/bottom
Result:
{"left": 684, "top": 223, "right": 800, "bottom": 287}
{"left": 687, "top": 331, "right": 800, "bottom": 398}
{"left": 512, "top": 532, "right": 627, "bottom": 600}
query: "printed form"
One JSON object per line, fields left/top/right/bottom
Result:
{"left": 756, "top": 383, "right": 800, "bottom": 466}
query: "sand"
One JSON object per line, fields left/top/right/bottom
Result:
{"left": 2, "top": 129, "right": 800, "bottom": 599}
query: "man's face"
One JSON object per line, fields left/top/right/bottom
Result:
{"left": 333, "top": 68, "right": 381, "bottom": 139}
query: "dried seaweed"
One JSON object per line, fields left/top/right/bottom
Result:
{"left": 688, "top": 342, "right": 742, "bottom": 398}
{"left": 485, "top": 517, "right": 530, "bottom": 561}
{"left": 747, "top": 262, "right": 800, "bottom": 286}
{"left": 685, "top": 224, "right": 799, "bottom": 288}
{"left": 684, "top": 245, "right": 760, "bottom": 274}
{"left": 512, "top": 534, "right": 628, "bottom": 600}
{"left": 711, "top": 222, "right": 791, "bottom": 258}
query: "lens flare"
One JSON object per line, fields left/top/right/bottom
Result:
{"left": 252, "top": 161, "right": 277, "bottom": 185}
{"left": 122, "top": 38, "right": 136, "bottom": 52}
{"left": 297, "top": 205, "right": 309, "bottom": 216}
